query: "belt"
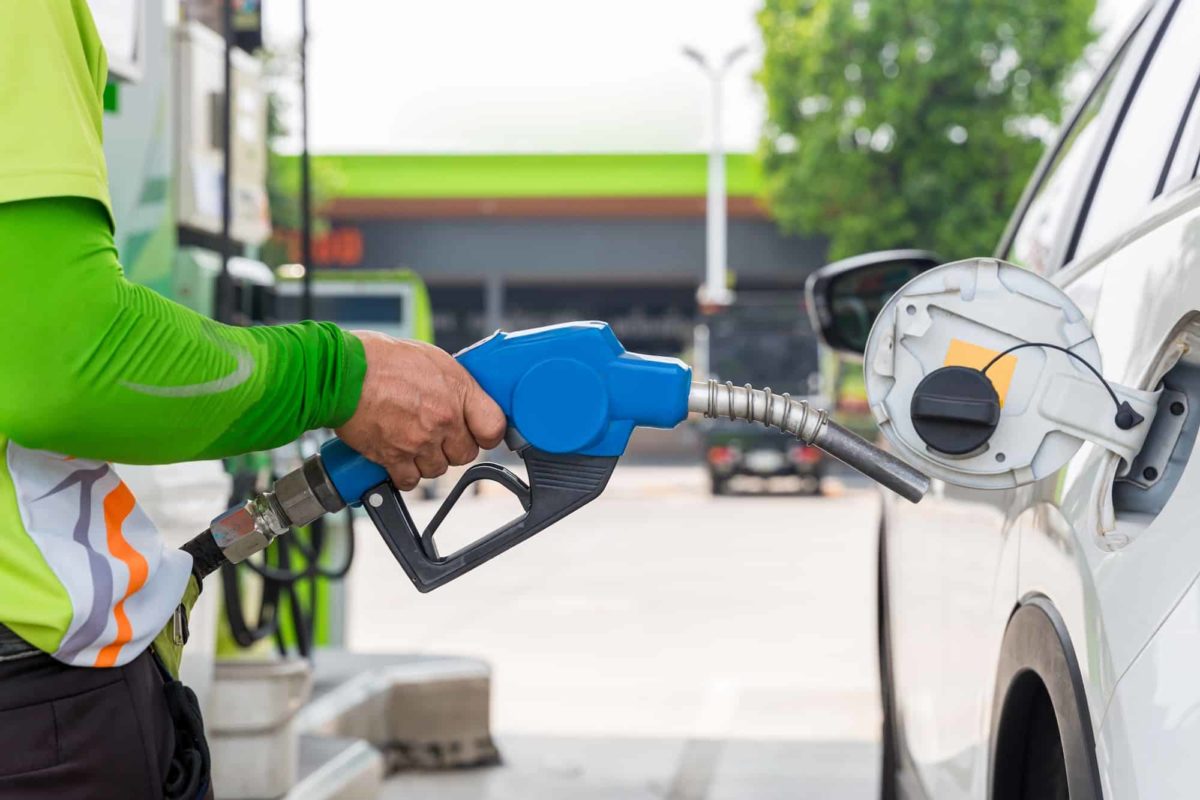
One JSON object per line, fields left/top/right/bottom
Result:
{"left": 0, "top": 573, "right": 202, "bottom": 669}
{"left": 0, "top": 622, "right": 39, "bottom": 661}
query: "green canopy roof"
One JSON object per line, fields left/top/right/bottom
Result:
{"left": 290, "top": 153, "right": 763, "bottom": 199}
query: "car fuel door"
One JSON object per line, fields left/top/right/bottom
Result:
{"left": 863, "top": 257, "right": 1159, "bottom": 493}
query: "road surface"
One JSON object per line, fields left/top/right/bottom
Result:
{"left": 344, "top": 466, "right": 882, "bottom": 798}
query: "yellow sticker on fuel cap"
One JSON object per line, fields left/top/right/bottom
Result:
{"left": 944, "top": 339, "right": 1017, "bottom": 406}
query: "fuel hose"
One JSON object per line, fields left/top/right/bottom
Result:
{"left": 688, "top": 379, "right": 930, "bottom": 502}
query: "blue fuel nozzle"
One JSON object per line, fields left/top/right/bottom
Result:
{"left": 197, "top": 321, "right": 926, "bottom": 593}
{"left": 320, "top": 322, "right": 690, "bottom": 506}
{"left": 314, "top": 322, "right": 693, "bottom": 591}
{"left": 456, "top": 321, "right": 692, "bottom": 456}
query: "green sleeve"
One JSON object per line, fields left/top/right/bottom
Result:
{"left": 0, "top": 197, "right": 367, "bottom": 463}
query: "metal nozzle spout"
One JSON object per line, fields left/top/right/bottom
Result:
{"left": 688, "top": 379, "right": 930, "bottom": 503}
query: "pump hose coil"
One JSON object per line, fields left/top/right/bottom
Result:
{"left": 688, "top": 379, "right": 930, "bottom": 503}
{"left": 690, "top": 380, "right": 830, "bottom": 443}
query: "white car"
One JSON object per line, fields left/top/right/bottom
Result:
{"left": 806, "top": 1, "right": 1200, "bottom": 797}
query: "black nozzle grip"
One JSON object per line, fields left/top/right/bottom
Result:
{"left": 362, "top": 448, "right": 618, "bottom": 592}
{"left": 421, "top": 462, "right": 531, "bottom": 558}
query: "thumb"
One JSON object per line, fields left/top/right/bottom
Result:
{"left": 464, "top": 383, "right": 507, "bottom": 449}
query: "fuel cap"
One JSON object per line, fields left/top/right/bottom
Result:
{"left": 910, "top": 366, "right": 1001, "bottom": 455}
{"left": 861, "top": 257, "right": 1158, "bottom": 490}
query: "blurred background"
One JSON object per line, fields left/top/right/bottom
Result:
{"left": 94, "top": 0, "right": 1139, "bottom": 797}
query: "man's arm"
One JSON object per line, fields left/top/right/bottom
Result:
{"left": 0, "top": 197, "right": 363, "bottom": 462}
{"left": 0, "top": 196, "right": 505, "bottom": 482}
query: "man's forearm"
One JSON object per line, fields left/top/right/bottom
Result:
{"left": 0, "top": 197, "right": 366, "bottom": 463}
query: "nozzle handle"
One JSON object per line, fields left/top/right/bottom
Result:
{"left": 361, "top": 448, "right": 618, "bottom": 592}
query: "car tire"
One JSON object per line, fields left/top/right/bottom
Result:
{"left": 990, "top": 599, "right": 1100, "bottom": 800}
{"left": 877, "top": 518, "right": 900, "bottom": 800}
{"left": 1015, "top": 687, "right": 1069, "bottom": 799}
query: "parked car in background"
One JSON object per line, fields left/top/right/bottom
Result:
{"left": 808, "top": 1, "right": 1200, "bottom": 797}
{"left": 698, "top": 293, "right": 827, "bottom": 495}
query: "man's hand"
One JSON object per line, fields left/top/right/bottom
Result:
{"left": 335, "top": 331, "right": 507, "bottom": 491}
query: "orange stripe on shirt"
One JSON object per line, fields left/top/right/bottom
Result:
{"left": 94, "top": 482, "right": 147, "bottom": 668}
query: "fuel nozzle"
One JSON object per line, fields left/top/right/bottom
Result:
{"left": 688, "top": 379, "right": 930, "bottom": 503}
{"left": 185, "top": 321, "right": 932, "bottom": 594}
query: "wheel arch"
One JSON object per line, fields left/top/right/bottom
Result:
{"left": 989, "top": 595, "right": 1102, "bottom": 800}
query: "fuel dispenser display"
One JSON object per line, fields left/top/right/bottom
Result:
{"left": 862, "top": 258, "right": 1160, "bottom": 489}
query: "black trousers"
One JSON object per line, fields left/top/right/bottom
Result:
{"left": 0, "top": 648, "right": 176, "bottom": 799}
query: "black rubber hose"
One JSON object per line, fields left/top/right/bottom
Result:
{"left": 239, "top": 550, "right": 317, "bottom": 584}
{"left": 181, "top": 529, "right": 226, "bottom": 581}
{"left": 280, "top": 511, "right": 357, "bottom": 581}
{"left": 235, "top": 510, "right": 356, "bottom": 584}
{"left": 309, "top": 511, "right": 357, "bottom": 581}
{"left": 218, "top": 477, "right": 283, "bottom": 649}
{"left": 209, "top": 472, "right": 358, "bottom": 657}
{"left": 271, "top": 536, "right": 313, "bottom": 658}
{"left": 220, "top": 557, "right": 281, "bottom": 648}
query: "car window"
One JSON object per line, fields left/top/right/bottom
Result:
{"left": 1159, "top": 70, "right": 1200, "bottom": 195}
{"left": 1071, "top": 0, "right": 1200, "bottom": 259}
{"left": 1006, "top": 53, "right": 1130, "bottom": 275}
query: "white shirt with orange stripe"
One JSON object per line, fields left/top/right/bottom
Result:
{"left": 2, "top": 442, "right": 191, "bottom": 667}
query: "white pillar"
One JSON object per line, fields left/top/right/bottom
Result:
{"left": 706, "top": 74, "right": 731, "bottom": 306}
{"left": 684, "top": 45, "right": 746, "bottom": 307}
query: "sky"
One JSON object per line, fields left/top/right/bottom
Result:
{"left": 264, "top": 0, "right": 766, "bottom": 154}
{"left": 264, "top": 0, "right": 1141, "bottom": 157}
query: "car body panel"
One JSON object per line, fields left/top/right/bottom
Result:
{"left": 885, "top": 484, "right": 1021, "bottom": 797}
{"left": 891, "top": 167, "right": 1200, "bottom": 798}
{"left": 1053, "top": 181, "right": 1200, "bottom": 693}
{"left": 884, "top": 0, "right": 1200, "bottom": 794}
{"left": 1096, "top": 575, "right": 1200, "bottom": 799}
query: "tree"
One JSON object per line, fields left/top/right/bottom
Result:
{"left": 756, "top": 0, "right": 1096, "bottom": 261}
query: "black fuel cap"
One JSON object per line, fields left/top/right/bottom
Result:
{"left": 909, "top": 366, "right": 1001, "bottom": 455}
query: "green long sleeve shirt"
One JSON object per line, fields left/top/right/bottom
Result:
{"left": 0, "top": 1, "right": 366, "bottom": 666}
{"left": 0, "top": 197, "right": 366, "bottom": 461}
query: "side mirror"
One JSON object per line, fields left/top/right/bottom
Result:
{"left": 805, "top": 249, "right": 942, "bottom": 357}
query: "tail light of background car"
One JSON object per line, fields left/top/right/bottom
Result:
{"left": 707, "top": 445, "right": 741, "bottom": 466}
{"left": 788, "top": 444, "right": 821, "bottom": 465}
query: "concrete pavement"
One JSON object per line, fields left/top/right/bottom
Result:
{"left": 345, "top": 466, "right": 883, "bottom": 798}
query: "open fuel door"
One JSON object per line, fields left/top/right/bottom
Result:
{"left": 863, "top": 258, "right": 1160, "bottom": 489}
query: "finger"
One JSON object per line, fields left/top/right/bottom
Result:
{"left": 414, "top": 447, "right": 450, "bottom": 479}
{"left": 464, "top": 384, "right": 507, "bottom": 449}
{"left": 387, "top": 460, "right": 422, "bottom": 492}
{"left": 442, "top": 431, "right": 480, "bottom": 466}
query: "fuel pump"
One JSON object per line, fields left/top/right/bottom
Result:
{"left": 183, "top": 321, "right": 930, "bottom": 592}
{"left": 860, "top": 257, "right": 1160, "bottom": 488}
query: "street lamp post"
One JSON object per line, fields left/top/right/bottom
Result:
{"left": 683, "top": 44, "right": 748, "bottom": 308}
{"left": 299, "top": 0, "right": 314, "bottom": 321}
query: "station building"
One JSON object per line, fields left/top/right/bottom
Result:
{"left": 289, "top": 153, "right": 827, "bottom": 354}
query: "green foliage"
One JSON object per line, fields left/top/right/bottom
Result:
{"left": 757, "top": 0, "right": 1096, "bottom": 261}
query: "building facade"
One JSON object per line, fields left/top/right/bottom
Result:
{"left": 294, "top": 154, "right": 827, "bottom": 354}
